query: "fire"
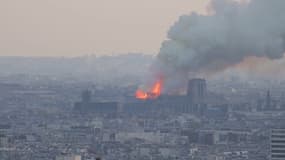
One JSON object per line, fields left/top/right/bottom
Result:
{"left": 135, "top": 90, "right": 148, "bottom": 100}
{"left": 135, "top": 79, "right": 163, "bottom": 100}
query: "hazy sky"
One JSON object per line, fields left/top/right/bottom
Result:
{"left": 0, "top": 0, "right": 209, "bottom": 56}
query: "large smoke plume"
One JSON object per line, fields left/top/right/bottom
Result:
{"left": 154, "top": 0, "right": 285, "bottom": 91}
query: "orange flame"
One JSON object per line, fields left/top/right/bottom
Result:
{"left": 135, "top": 90, "right": 148, "bottom": 100}
{"left": 135, "top": 79, "right": 163, "bottom": 100}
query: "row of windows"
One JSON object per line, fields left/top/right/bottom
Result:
{"left": 272, "top": 140, "right": 285, "bottom": 143}
{"left": 272, "top": 150, "right": 285, "bottom": 153}
{"left": 272, "top": 135, "right": 285, "bottom": 138}
{"left": 272, "top": 145, "right": 285, "bottom": 148}
{"left": 272, "top": 130, "right": 285, "bottom": 134}
{"left": 272, "top": 155, "right": 285, "bottom": 158}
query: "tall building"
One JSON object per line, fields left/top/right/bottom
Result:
{"left": 187, "top": 78, "right": 207, "bottom": 104}
{"left": 82, "top": 90, "right": 92, "bottom": 103}
{"left": 266, "top": 90, "right": 272, "bottom": 110}
{"left": 271, "top": 129, "right": 285, "bottom": 160}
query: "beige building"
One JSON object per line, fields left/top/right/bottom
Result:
{"left": 56, "top": 154, "right": 81, "bottom": 160}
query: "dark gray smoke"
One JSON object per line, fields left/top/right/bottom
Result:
{"left": 156, "top": 0, "right": 285, "bottom": 81}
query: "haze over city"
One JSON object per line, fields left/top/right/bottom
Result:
{"left": 0, "top": 0, "right": 208, "bottom": 56}
{"left": 1, "top": 0, "right": 285, "bottom": 160}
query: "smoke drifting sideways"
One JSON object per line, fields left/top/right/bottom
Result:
{"left": 152, "top": 0, "right": 285, "bottom": 91}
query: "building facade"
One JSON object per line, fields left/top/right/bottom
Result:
{"left": 271, "top": 129, "right": 285, "bottom": 160}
